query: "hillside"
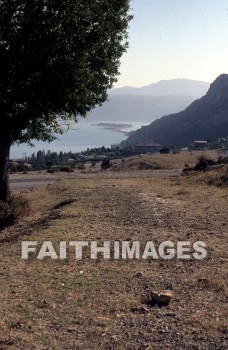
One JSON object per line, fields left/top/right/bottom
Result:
{"left": 87, "top": 94, "right": 198, "bottom": 123}
{"left": 122, "top": 74, "right": 228, "bottom": 147}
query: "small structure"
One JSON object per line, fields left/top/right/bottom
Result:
{"left": 134, "top": 143, "right": 163, "bottom": 154}
{"left": 194, "top": 140, "right": 208, "bottom": 149}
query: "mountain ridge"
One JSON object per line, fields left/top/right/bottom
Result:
{"left": 110, "top": 78, "right": 209, "bottom": 96}
{"left": 88, "top": 79, "right": 210, "bottom": 124}
{"left": 88, "top": 94, "right": 200, "bottom": 123}
{"left": 121, "top": 74, "right": 228, "bottom": 147}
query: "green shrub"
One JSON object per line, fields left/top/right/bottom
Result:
{"left": 101, "top": 158, "right": 111, "bottom": 171}
{"left": 17, "top": 163, "right": 31, "bottom": 172}
{"left": 217, "top": 156, "right": 228, "bottom": 164}
{"left": 47, "top": 168, "right": 56, "bottom": 173}
{"left": 9, "top": 162, "right": 31, "bottom": 173}
{"left": 77, "top": 163, "right": 85, "bottom": 170}
{"left": 0, "top": 196, "right": 30, "bottom": 229}
{"left": 59, "top": 166, "right": 73, "bottom": 173}
{"left": 207, "top": 172, "right": 228, "bottom": 187}
{"left": 194, "top": 155, "right": 216, "bottom": 171}
{"left": 160, "top": 147, "right": 170, "bottom": 154}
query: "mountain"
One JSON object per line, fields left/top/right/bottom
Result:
{"left": 87, "top": 79, "right": 210, "bottom": 124}
{"left": 121, "top": 74, "right": 228, "bottom": 147}
{"left": 87, "top": 94, "right": 199, "bottom": 123}
{"left": 109, "top": 79, "right": 209, "bottom": 96}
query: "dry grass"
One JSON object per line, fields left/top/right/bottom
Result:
{"left": 0, "top": 195, "right": 32, "bottom": 230}
{"left": 0, "top": 163, "right": 227, "bottom": 349}
{"left": 135, "top": 150, "right": 218, "bottom": 169}
{"left": 110, "top": 150, "right": 218, "bottom": 173}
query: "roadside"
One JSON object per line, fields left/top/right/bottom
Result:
{"left": 9, "top": 150, "right": 219, "bottom": 191}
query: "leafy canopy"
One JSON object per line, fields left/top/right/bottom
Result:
{"left": 0, "top": 0, "right": 132, "bottom": 144}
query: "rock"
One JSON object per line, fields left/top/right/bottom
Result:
{"left": 197, "top": 277, "right": 208, "bottom": 284}
{"left": 135, "top": 272, "right": 142, "bottom": 278}
{"left": 156, "top": 290, "right": 173, "bottom": 306}
{"left": 145, "top": 290, "right": 173, "bottom": 307}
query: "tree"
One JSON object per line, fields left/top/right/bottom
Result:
{"left": 160, "top": 147, "right": 170, "bottom": 154}
{"left": 0, "top": 0, "right": 132, "bottom": 201}
{"left": 101, "top": 158, "right": 111, "bottom": 171}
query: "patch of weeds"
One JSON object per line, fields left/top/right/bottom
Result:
{"left": 53, "top": 199, "right": 76, "bottom": 210}
{"left": 77, "top": 163, "right": 85, "bottom": 170}
{"left": 138, "top": 161, "right": 161, "bottom": 170}
{"left": 59, "top": 166, "right": 74, "bottom": 173}
{"left": 0, "top": 195, "right": 31, "bottom": 230}
{"left": 183, "top": 155, "right": 216, "bottom": 173}
{"left": 197, "top": 277, "right": 225, "bottom": 292}
{"left": 195, "top": 155, "right": 216, "bottom": 171}
{"left": 47, "top": 168, "right": 56, "bottom": 174}
{"left": 216, "top": 322, "right": 228, "bottom": 334}
{"left": 207, "top": 173, "right": 228, "bottom": 187}
{"left": 200, "top": 320, "right": 228, "bottom": 335}
{"left": 217, "top": 155, "right": 228, "bottom": 164}
{"left": 175, "top": 189, "right": 190, "bottom": 196}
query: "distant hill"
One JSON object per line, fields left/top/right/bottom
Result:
{"left": 87, "top": 94, "right": 199, "bottom": 123}
{"left": 109, "top": 79, "right": 209, "bottom": 96}
{"left": 87, "top": 79, "right": 210, "bottom": 124}
{"left": 121, "top": 74, "right": 228, "bottom": 147}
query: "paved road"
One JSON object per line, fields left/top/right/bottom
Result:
{"left": 10, "top": 178, "right": 56, "bottom": 191}
{"left": 9, "top": 169, "right": 180, "bottom": 191}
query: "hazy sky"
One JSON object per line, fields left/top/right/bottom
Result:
{"left": 114, "top": 0, "right": 228, "bottom": 87}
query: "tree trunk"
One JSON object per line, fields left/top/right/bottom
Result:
{"left": 0, "top": 140, "right": 11, "bottom": 202}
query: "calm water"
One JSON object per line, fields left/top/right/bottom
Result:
{"left": 11, "top": 119, "right": 148, "bottom": 159}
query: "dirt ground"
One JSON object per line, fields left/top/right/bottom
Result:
{"left": 1, "top": 152, "right": 227, "bottom": 349}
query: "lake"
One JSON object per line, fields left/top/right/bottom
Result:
{"left": 11, "top": 119, "right": 148, "bottom": 159}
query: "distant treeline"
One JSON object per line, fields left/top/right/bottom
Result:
{"left": 20, "top": 146, "right": 134, "bottom": 167}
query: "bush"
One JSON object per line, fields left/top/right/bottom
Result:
{"left": 0, "top": 196, "right": 31, "bottom": 229}
{"left": 47, "top": 168, "right": 56, "bottom": 173}
{"left": 183, "top": 155, "right": 217, "bottom": 173}
{"left": 160, "top": 147, "right": 170, "bottom": 154}
{"left": 9, "top": 162, "right": 31, "bottom": 173}
{"left": 101, "top": 158, "right": 111, "bottom": 171}
{"left": 59, "top": 166, "right": 74, "bottom": 173}
{"left": 17, "top": 163, "right": 31, "bottom": 172}
{"left": 217, "top": 156, "right": 228, "bottom": 164}
{"left": 77, "top": 163, "right": 85, "bottom": 170}
{"left": 194, "top": 155, "right": 216, "bottom": 171}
